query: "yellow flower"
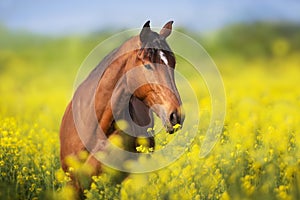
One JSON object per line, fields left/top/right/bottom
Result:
{"left": 90, "top": 182, "right": 97, "bottom": 190}
{"left": 220, "top": 192, "right": 230, "bottom": 200}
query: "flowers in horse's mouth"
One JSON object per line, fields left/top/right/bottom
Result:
{"left": 173, "top": 124, "right": 181, "bottom": 131}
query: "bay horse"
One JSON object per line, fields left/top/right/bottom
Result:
{"left": 60, "top": 21, "right": 184, "bottom": 198}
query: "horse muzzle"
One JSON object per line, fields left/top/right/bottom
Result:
{"left": 164, "top": 107, "right": 185, "bottom": 134}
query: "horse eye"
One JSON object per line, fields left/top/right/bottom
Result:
{"left": 144, "top": 64, "right": 152, "bottom": 70}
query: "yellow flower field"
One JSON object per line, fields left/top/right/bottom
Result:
{"left": 1, "top": 27, "right": 300, "bottom": 199}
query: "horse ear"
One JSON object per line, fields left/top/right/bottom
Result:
{"left": 140, "top": 20, "right": 151, "bottom": 43}
{"left": 160, "top": 21, "right": 173, "bottom": 39}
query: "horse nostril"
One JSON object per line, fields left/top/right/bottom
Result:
{"left": 169, "top": 111, "right": 179, "bottom": 126}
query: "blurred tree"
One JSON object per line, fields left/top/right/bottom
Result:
{"left": 203, "top": 22, "right": 300, "bottom": 59}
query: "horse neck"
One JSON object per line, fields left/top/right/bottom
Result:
{"left": 99, "top": 36, "right": 140, "bottom": 100}
{"left": 94, "top": 39, "right": 140, "bottom": 134}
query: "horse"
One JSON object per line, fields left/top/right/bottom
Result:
{"left": 59, "top": 20, "right": 184, "bottom": 198}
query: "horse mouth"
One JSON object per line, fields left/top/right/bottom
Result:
{"left": 148, "top": 104, "right": 184, "bottom": 134}
{"left": 163, "top": 112, "right": 184, "bottom": 134}
{"left": 165, "top": 122, "right": 182, "bottom": 134}
{"left": 164, "top": 119, "right": 182, "bottom": 134}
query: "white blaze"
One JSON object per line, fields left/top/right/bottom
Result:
{"left": 159, "top": 51, "right": 168, "bottom": 65}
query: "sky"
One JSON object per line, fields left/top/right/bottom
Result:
{"left": 1, "top": 0, "right": 300, "bottom": 35}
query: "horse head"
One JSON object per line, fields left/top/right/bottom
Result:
{"left": 123, "top": 21, "right": 184, "bottom": 134}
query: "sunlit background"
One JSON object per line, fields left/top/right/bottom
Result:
{"left": 1, "top": 1, "right": 300, "bottom": 199}
{"left": 1, "top": 0, "right": 300, "bottom": 35}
